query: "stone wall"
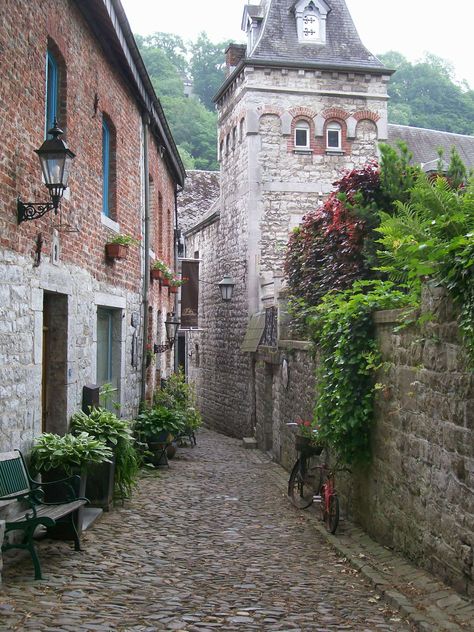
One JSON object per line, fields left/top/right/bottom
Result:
{"left": 253, "top": 286, "right": 474, "bottom": 595}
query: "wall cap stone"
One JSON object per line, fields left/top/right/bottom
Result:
{"left": 373, "top": 308, "right": 418, "bottom": 325}
{"left": 279, "top": 339, "right": 311, "bottom": 351}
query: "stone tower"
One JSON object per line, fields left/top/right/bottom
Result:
{"left": 185, "top": 0, "right": 392, "bottom": 438}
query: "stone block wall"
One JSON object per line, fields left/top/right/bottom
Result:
{"left": 253, "top": 287, "right": 474, "bottom": 595}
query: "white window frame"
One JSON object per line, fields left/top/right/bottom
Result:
{"left": 326, "top": 121, "right": 342, "bottom": 151}
{"left": 294, "top": 120, "right": 311, "bottom": 150}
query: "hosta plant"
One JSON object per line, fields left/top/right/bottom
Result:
{"left": 30, "top": 432, "right": 112, "bottom": 476}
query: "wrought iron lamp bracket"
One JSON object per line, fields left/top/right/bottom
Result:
{"left": 17, "top": 198, "right": 57, "bottom": 224}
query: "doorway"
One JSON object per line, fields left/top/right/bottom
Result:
{"left": 42, "top": 292, "right": 68, "bottom": 434}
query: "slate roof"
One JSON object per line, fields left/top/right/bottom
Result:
{"left": 178, "top": 170, "right": 220, "bottom": 234}
{"left": 248, "top": 0, "right": 388, "bottom": 72}
{"left": 388, "top": 124, "right": 474, "bottom": 172}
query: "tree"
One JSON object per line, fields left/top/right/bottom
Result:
{"left": 135, "top": 38, "right": 184, "bottom": 99}
{"left": 190, "top": 33, "right": 231, "bottom": 109}
{"left": 161, "top": 96, "right": 218, "bottom": 170}
{"left": 378, "top": 52, "right": 474, "bottom": 135}
{"left": 137, "top": 33, "right": 188, "bottom": 77}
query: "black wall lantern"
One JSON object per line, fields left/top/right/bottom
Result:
{"left": 218, "top": 274, "right": 235, "bottom": 301}
{"left": 154, "top": 312, "right": 181, "bottom": 353}
{"left": 18, "top": 119, "right": 75, "bottom": 223}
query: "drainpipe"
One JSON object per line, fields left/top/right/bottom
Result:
{"left": 173, "top": 185, "right": 181, "bottom": 371}
{"left": 141, "top": 113, "right": 151, "bottom": 402}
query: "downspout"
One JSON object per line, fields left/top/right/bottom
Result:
{"left": 141, "top": 113, "right": 151, "bottom": 401}
{"left": 173, "top": 185, "right": 181, "bottom": 371}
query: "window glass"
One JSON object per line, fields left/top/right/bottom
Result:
{"left": 97, "top": 307, "right": 120, "bottom": 410}
{"left": 102, "top": 117, "right": 111, "bottom": 216}
{"left": 295, "top": 121, "right": 310, "bottom": 148}
{"left": 45, "top": 50, "right": 59, "bottom": 137}
{"left": 327, "top": 122, "right": 342, "bottom": 149}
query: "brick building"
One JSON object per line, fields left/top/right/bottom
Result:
{"left": 0, "top": 0, "right": 185, "bottom": 453}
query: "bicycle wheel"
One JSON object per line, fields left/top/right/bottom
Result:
{"left": 324, "top": 494, "right": 340, "bottom": 534}
{"left": 288, "top": 459, "right": 316, "bottom": 509}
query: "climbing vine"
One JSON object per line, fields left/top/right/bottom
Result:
{"left": 307, "top": 281, "right": 415, "bottom": 466}
{"left": 285, "top": 145, "right": 473, "bottom": 465}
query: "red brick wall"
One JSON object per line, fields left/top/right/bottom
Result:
{"left": 0, "top": 0, "right": 177, "bottom": 304}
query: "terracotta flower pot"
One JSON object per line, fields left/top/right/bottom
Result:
{"left": 150, "top": 268, "right": 163, "bottom": 281}
{"left": 105, "top": 243, "right": 129, "bottom": 260}
{"left": 169, "top": 285, "right": 179, "bottom": 294}
{"left": 161, "top": 276, "right": 170, "bottom": 287}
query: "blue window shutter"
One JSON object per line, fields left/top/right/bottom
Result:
{"left": 45, "top": 51, "right": 59, "bottom": 137}
{"left": 102, "top": 118, "right": 110, "bottom": 216}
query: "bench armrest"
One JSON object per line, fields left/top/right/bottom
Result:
{"left": 0, "top": 491, "right": 34, "bottom": 503}
{"left": 34, "top": 475, "right": 82, "bottom": 503}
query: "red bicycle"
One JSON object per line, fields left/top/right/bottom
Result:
{"left": 288, "top": 438, "right": 345, "bottom": 534}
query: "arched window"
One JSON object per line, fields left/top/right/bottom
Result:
{"left": 45, "top": 50, "right": 59, "bottom": 136}
{"left": 326, "top": 121, "right": 342, "bottom": 150}
{"left": 294, "top": 120, "right": 310, "bottom": 149}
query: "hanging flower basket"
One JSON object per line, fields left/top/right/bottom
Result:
{"left": 169, "top": 285, "right": 179, "bottom": 294}
{"left": 161, "top": 276, "right": 170, "bottom": 287}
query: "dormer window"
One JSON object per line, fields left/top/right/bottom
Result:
{"left": 293, "top": 0, "right": 330, "bottom": 45}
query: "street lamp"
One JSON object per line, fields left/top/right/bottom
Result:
{"left": 18, "top": 119, "right": 76, "bottom": 223}
{"left": 154, "top": 312, "right": 181, "bottom": 353}
{"left": 218, "top": 275, "right": 235, "bottom": 301}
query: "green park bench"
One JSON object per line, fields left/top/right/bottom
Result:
{"left": 0, "top": 450, "right": 88, "bottom": 580}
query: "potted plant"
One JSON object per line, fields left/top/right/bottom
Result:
{"left": 30, "top": 432, "right": 112, "bottom": 533}
{"left": 105, "top": 234, "right": 139, "bottom": 260}
{"left": 153, "top": 370, "right": 202, "bottom": 446}
{"left": 169, "top": 278, "right": 185, "bottom": 294}
{"left": 150, "top": 258, "right": 171, "bottom": 281}
{"left": 70, "top": 408, "right": 140, "bottom": 508}
{"left": 134, "top": 405, "right": 186, "bottom": 466}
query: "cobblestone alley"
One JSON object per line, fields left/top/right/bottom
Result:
{"left": 1, "top": 429, "right": 413, "bottom": 631}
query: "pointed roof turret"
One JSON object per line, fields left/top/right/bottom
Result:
{"left": 245, "top": 0, "right": 386, "bottom": 71}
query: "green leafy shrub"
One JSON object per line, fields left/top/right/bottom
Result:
{"left": 153, "top": 370, "right": 202, "bottom": 431}
{"left": 307, "top": 281, "right": 415, "bottom": 465}
{"left": 30, "top": 432, "right": 112, "bottom": 476}
{"left": 134, "top": 405, "right": 187, "bottom": 441}
{"left": 70, "top": 408, "right": 140, "bottom": 500}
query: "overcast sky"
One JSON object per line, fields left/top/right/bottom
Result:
{"left": 120, "top": 0, "right": 474, "bottom": 89}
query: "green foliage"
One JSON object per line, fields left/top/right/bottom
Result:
{"left": 30, "top": 432, "right": 112, "bottom": 476}
{"left": 189, "top": 33, "right": 230, "bottom": 109}
{"left": 177, "top": 145, "right": 196, "bottom": 170}
{"left": 153, "top": 369, "right": 202, "bottom": 431}
{"left": 107, "top": 234, "right": 139, "bottom": 247}
{"left": 377, "top": 173, "right": 474, "bottom": 361}
{"left": 378, "top": 52, "right": 474, "bottom": 135}
{"left": 160, "top": 95, "right": 218, "bottom": 170}
{"left": 135, "top": 35, "right": 185, "bottom": 98}
{"left": 134, "top": 405, "right": 187, "bottom": 441}
{"left": 135, "top": 31, "right": 225, "bottom": 170}
{"left": 307, "top": 281, "right": 416, "bottom": 465}
{"left": 70, "top": 408, "right": 140, "bottom": 500}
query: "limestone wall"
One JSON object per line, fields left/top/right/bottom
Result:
{"left": 253, "top": 287, "right": 474, "bottom": 595}
{"left": 0, "top": 250, "right": 142, "bottom": 454}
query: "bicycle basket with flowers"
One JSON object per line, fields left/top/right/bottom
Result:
{"left": 294, "top": 417, "right": 324, "bottom": 455}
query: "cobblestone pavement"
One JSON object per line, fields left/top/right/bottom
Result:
{"left": 1, "top": 429, "right": 418, "bottom": 631}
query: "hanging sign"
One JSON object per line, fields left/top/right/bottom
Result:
{"left": 180, "top": 259, "right": 199, "bottom": 329}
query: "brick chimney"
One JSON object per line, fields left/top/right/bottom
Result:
{"left": 225, "top": 44, "right": 246, "bottom": 75}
